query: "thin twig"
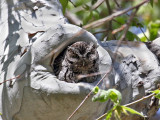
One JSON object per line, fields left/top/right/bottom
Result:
{"left": 139, "top": 25, "right": 150, "bottom": 41}
{"left": 96, "top": 93, "right": 154, "bottom": 120}
{"left": 69, "top": 0, "right": 76, "bottom": 7}
{"left": 112, "top": 19, "right": 123, "bottom": 25}
{"left": 113, "top": 0, "right": 121, "bottom": 8}
{"left": 0, "top": 75, "right": 21, "bottom": 85}
{"left": 91, "top": 0, "right": 105, "bottom": 10}
{"left": 77, "top": 71, "right": 108, "bottom": 79}
{"left": 105, "top": 0, "right": 116, "bottom": 39}
{"left": 113, "top": 9, "right": 139, "bottom": 59}
{"left": 83, "top": 0, "right": 149, "bottom": 29}
{"left": 65, "top": 10, "right": 82, "bottom": 26}
{"left": 112, "top": 24, "right": 127, "bottom": 35}
{"left": 105, "top": 0, "right": 112, "bottom": 14}
{"left": 124, "top": 93, "right": 154, "bottom": 107}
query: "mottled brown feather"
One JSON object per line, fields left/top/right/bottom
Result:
{"left": 53, "top": 41, "right": 99, "bottom": 83}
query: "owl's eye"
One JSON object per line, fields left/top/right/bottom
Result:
{"left": 68, "top": 60, "right": 74, "bottom": 64}
{"left": 72, "top": 54, "right": 79, "bottom": 59}
{"left": 86, "top": 52, "right": 92, "bottom": 58}
{"left": 93, "top": 59, "right": 97, "bottom": 64}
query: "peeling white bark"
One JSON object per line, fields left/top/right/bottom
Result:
{"left": 102, "top": 40, "right": 160, "bottom": 119}
{"left": 0, "top": 0, "right": 160, "bottom": 120}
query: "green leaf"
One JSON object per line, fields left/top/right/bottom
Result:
{"left": 140, "top": 36, "right": 148, "bottom": 42}
{"left": 106, "top": 108, "right": 114, "bottom": 120}
{"left": 92, "top": 89, "right": 122, "bottom": 103}
{"left": 83, "top": 11, "right": 93, "bottom": 25}
{"left": 126, "top": 31, "right": 141, "bottom": 41}
{"left": 92, "top": 86, "right": 99, "bottom": 94}
{"left": 0, "top": 112, "right": 2, "bottom": 115}
{"left": 137, "top": 23, "right": 144, "bottom": 28}
{"left": 149, "top": 28, "right": 158, "bottom": 40}
{"left": 75, "top": 0, "right": 90, "bottom": 7}
{"left": 116, "top": 105, "right": 123, "bottom": 115}
{"left": 150, "top": 22, "right": 160, "bottom": 28}
{"left": 121, "top": 106, "right": 144, "bottom": 117}
{"left": 59, "top": 0, "right": 69, "bottom": 14}
{"left": 108, "top": 89, "right": 122, "bottom": 103}
{"left": 83, "top": 4, "right": 90, "bottom": 10}
{"left": 150, "top": 0, "right": 154, "bottom": 7}
{"left": 151, "top": 89, "right": 160, "bottom": 94}
{"left": 115, "top": 16, "right": 127, "bottom": 25}
{"left": 155, "top": 93, "right": 160, "bottom": 99}
{"left": 158, "top": 0, "right": 160, "bottom": 6}
{"left": 92, "top": 90, "right": 110, "bottom": 102}
{"left": 132, "top": 18, "right": 139, "bottom": 27}
{"left": 158, "top": 99, "right": 160, "bottom": 107}
{"left": 91, "top": 0, "right": 98, "bottom": 5}
{"left": 148, "top": 21, "right": 160, "bottom": 40}
{"left": 151, "top": 90, "right": 160, "bottom": 99}
{"left": 109, "top": 91, "right": 118, "bottom": 101}
{"left": 131, "top": 18, "right": 144, "bottom": 30}
{"left": 121, "top": 107, "right": 129, "bottom": 116}
{"left": 114, "top": 109, "right": 121, "bottom": 120}
{"left": 92, "top": 10, "right": 99, "bottom": 20}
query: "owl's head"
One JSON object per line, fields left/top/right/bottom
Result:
{"left": 66, "top": 41, "right": 99, "bottom": 71}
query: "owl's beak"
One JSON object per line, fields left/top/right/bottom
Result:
{"left": 82, "top": 61, "right": 85, "bottom": 66}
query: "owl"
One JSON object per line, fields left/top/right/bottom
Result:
{"left": 53, "top": 41, "right": 99, "bottom": 83}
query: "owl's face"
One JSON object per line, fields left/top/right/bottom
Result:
{"left": 66, "top": 41, "right": 99, "bottom": 72}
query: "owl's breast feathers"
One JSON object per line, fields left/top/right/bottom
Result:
{"left": 53, "top": 41, "right": 99, "bottom": 83}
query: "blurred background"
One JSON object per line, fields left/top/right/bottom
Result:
{"left": 61, "top": 0, "right": 160, "bottom": 42}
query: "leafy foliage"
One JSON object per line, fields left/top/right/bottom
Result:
{"left": 151, "top": 89, "right": 160, "bottom": 99}
{"left": 59, "top": 0, "right": 68, "bottom": 14}
{"left": 92, "top": 86, "right": 144, "bottom": 120}
{"left": 121, "top": 106, "right": 144, "bottom": 117}
{"left": 148, "top": 20, "right": 160, "bottom": 40}
{"left": 150, "top": 0, "right": 154, "bottom": 7}
{"left": 64, "top": 0, "right": 160, "bottom": 41}
{"left": 92, "top": 86, "right": 122, "bottom": 103}
{"left": 92, "top": 88, "right": 160, "bottom": 120}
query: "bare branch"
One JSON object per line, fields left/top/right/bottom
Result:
{"left": 114, "top": 8, "right": 139, "bottom": 52}
{"left": 105, "top": 0, "right": 115, "bottom": 39}
{"left": 69, "top": 0, "right": 76, "bottom": 7}
{"left": 139, "top": 25, "right": 150, "bottom": 41}
{"left": 65, "top": 10, "right": 82, "bottom": 26}
{"left": 0, "top": 75, "right": 21, "bottom": 85}
{"left": 91, "top": 0, "right": 105, "bottom": 10}
{"left": 93, "top": 29, "right": 109, "bottom": 35}
{"left": 112, "top": 24, "right": 127, "bottom": 35}
{"left": 105, "top": 0, "right": 112, "bottom": 15}
{"left": 112, "top": 19, "right": 123, "bottom": 25}
{"left": 124, "top": 93, "right": 154, "bottom": 107}
{"left": 113, "top": 0, "right": 121, "bottom": 8}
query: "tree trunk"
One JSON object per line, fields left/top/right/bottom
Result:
{"left": 0, "top": 0, "right": 159, "bottom": 120}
